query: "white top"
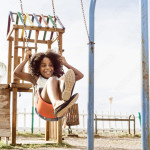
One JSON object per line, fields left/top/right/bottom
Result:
{"left": 36, "top": 75, "right": 48, "bottom": 89}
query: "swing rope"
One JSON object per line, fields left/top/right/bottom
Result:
{"left": 19, "top": 0, "right": 29, "bottom": 49}
{"left": 51, "top": 0, "right": 61, "bottom": 54}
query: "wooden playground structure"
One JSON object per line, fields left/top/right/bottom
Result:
{"left": 0, "top": 11, "right": 79, "bottom": 145}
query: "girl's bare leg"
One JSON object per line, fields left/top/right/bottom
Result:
{"left": 41, "top": 77, "right": 64, "bottom": 109}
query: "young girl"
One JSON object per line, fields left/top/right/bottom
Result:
{"left": 14, "top": 49, "right": 84, "bottom": 118}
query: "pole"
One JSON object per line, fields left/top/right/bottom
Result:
{"left": 141, "top": 0, "right": 150, "bottom": 149}
{"left": 31, "top": 90, "right": 34, "bottom": 133}
{"left": 87, "top": 0, "right": 96, "bottom": 150}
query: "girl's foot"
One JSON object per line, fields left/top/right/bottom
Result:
{"left": 54, "top": 93, "right": 79, "bottom": 117}
{"left": 61, "top": 69, "right": 75, "bottom": 101}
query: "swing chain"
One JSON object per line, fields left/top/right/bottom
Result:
{"left": 51, "top": 0, "right": 61, "bottom": 54}
{"left": 19, "top": 0, "right": 29, "bottom": 49}
{"left": 81, "top": 0, "right": 95, "bottom": 53}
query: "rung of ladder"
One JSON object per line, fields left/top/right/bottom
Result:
{"left": 25, "top": 13, "right": 34, "bottom": 26}
{"left": 28, "top": 16, "right": 34, "bottom": 39}
{"left": 48, "top": 15, "right": 56, "bottom": 27}
{"left": 43, "top": 17, "right": 50, "bottom": 40}
{"left": 21, "top": 15, "right": 27, "bottom": 39}
{"left": 15, "top": 46, "right": 37, "bottom": 49}
{"left": 33, "top": 13, "right": 42, "bottom": 27}
{"left": 10, "top": 11, "right": 15, "bottom": 22}
{"left": 41, "top": 14, "right": 49, "bottom": 27}
{"left": 17, "top": 12, "right": 26, "bottom": 26}
{"left": 56, "top": 16, "right": 65, "bottom": 29}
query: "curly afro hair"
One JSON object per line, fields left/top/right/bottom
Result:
{"left": 30, "top": 50, "right": 64, "bottom": 78}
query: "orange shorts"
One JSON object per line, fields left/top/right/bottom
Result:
{"left": 35, "top": 89, "right": 64, "bottom": 121}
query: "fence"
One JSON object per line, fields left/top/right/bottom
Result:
{"left": 12, "top": 109, "right": 141, "bottom": 135}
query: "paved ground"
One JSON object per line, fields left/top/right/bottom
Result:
{"left": 15, "top": 135, "right": 141, "bottom": 150}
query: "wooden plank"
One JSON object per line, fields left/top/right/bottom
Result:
{"left": 13, "top": 25, "right": 65, "bottom": 33}
{"left": 7, "top": 40, "right": 12, "bottom": 84}
{"left": 0, "top": 129, "right": 11, "bottom": 137}
{"left": 0, "top": 97, "right": 10, "bottom": 109}
{"left": 0, "top": 109, "right": 10, "bottom": 114}
{"left": 11, "top": 88, "right": 17, "bottom": 145}
{"left": 10, "top": 83, "right": 32, "bottom": 89}
{"left": 14, "top": 46, "right": 37, "bottom": 49}
{"left": 0, "top": 88, "right": 10, "bottom": 138}
{"left": 0, "top": 84, "right": 10, "bottom": 89}
{"left": 17, "top": 89, "right": 33, "bottom": 92}
{"left": 18, "top": 38, "right": 47, "bottom": 44}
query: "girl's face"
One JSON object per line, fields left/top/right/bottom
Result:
{"left": 39, "top": 57, "right": 54, "bottom": 79}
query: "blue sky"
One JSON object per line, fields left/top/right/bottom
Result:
{"left": 0, "top": 0, "right": 148, "bottom": 115}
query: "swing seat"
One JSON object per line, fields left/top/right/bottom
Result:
{"left": 35, "top": 89, "right": 65, "bottom": 121}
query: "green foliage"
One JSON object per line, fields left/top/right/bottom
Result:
{"left": 0, "top": 141, "right": 72, "bottom": 149}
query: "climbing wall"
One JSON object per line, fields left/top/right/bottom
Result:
{"left": 0, "top": 84, "right": 10, "bottom": 138}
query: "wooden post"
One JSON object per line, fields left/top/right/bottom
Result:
{"left": 13, "top": 29, "right": 19, "bottom": 83}
{"left": 22, "top": 40, "right": 25, "bottom": 83}
{"left": 35, "top": 30, "right": 38, "bottom": 53}
{"left": 47, "top": 40, "right": 51, "bottom": 49}
{"left": 57, "top": 120, "right": 62, "bottom": 143}
{"left": 58, "top": 33, "right": 62, "bottom": 55}
{"left": 11, "top": 29, "right": 19, "bottom": 145}
{"left": 45, "top": 122, "right": 49, "bottom": 141}
{"left": 11, "top": 87, "right": 17, "bottom": 145}
{"left": 7, "top": 40, "right": 12, "bottom": 84}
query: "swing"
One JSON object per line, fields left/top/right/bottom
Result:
{"left": 35, "top": 89, "right": 65, "bottom": 121}
{"left": 19, "top": 0, "right": 66, "bottom": 121}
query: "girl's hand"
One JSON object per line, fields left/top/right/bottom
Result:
{"left": 60, "top": 56, "right": 68, "bottom": 66}
{"left": 24, "top": 49, "right": 32, "bottom": 61}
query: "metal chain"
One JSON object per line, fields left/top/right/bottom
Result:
{"left": 19, "top": 0, "right": 29, "bottom": 49}
{"left": 81, "top": 0, "right": 90, "bottom": 43}
{"left": 81, "top": 0, "right": 95, "bottom": 52}
{"left": 51, "top": 0, "right": 61, "bottom": 53}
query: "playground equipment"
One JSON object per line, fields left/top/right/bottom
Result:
{"left": 66, "top": 103, "right": 79, "bottom": 136}
{"left": 86, "top": 0, "right": 150, "bottom": 149}
{"left": 2, "top": 11, "right": 65, "bottom": 145}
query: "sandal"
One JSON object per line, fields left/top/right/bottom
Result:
{"left": 54, "top": 93, "right": 79, "bottom": 117}
{"left": 61, "top": 69, "right": 75, "bottom": 101}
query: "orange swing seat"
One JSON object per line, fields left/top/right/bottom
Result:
{"left": 35, "top": 89, "right": 65, "bottom": 121}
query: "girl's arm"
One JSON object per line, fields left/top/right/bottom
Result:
{"left": 13, "top": 49, "right": 36, "bottom": 84}
{"left": 61, "top": 56, "right": 84, "bottom": 81}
